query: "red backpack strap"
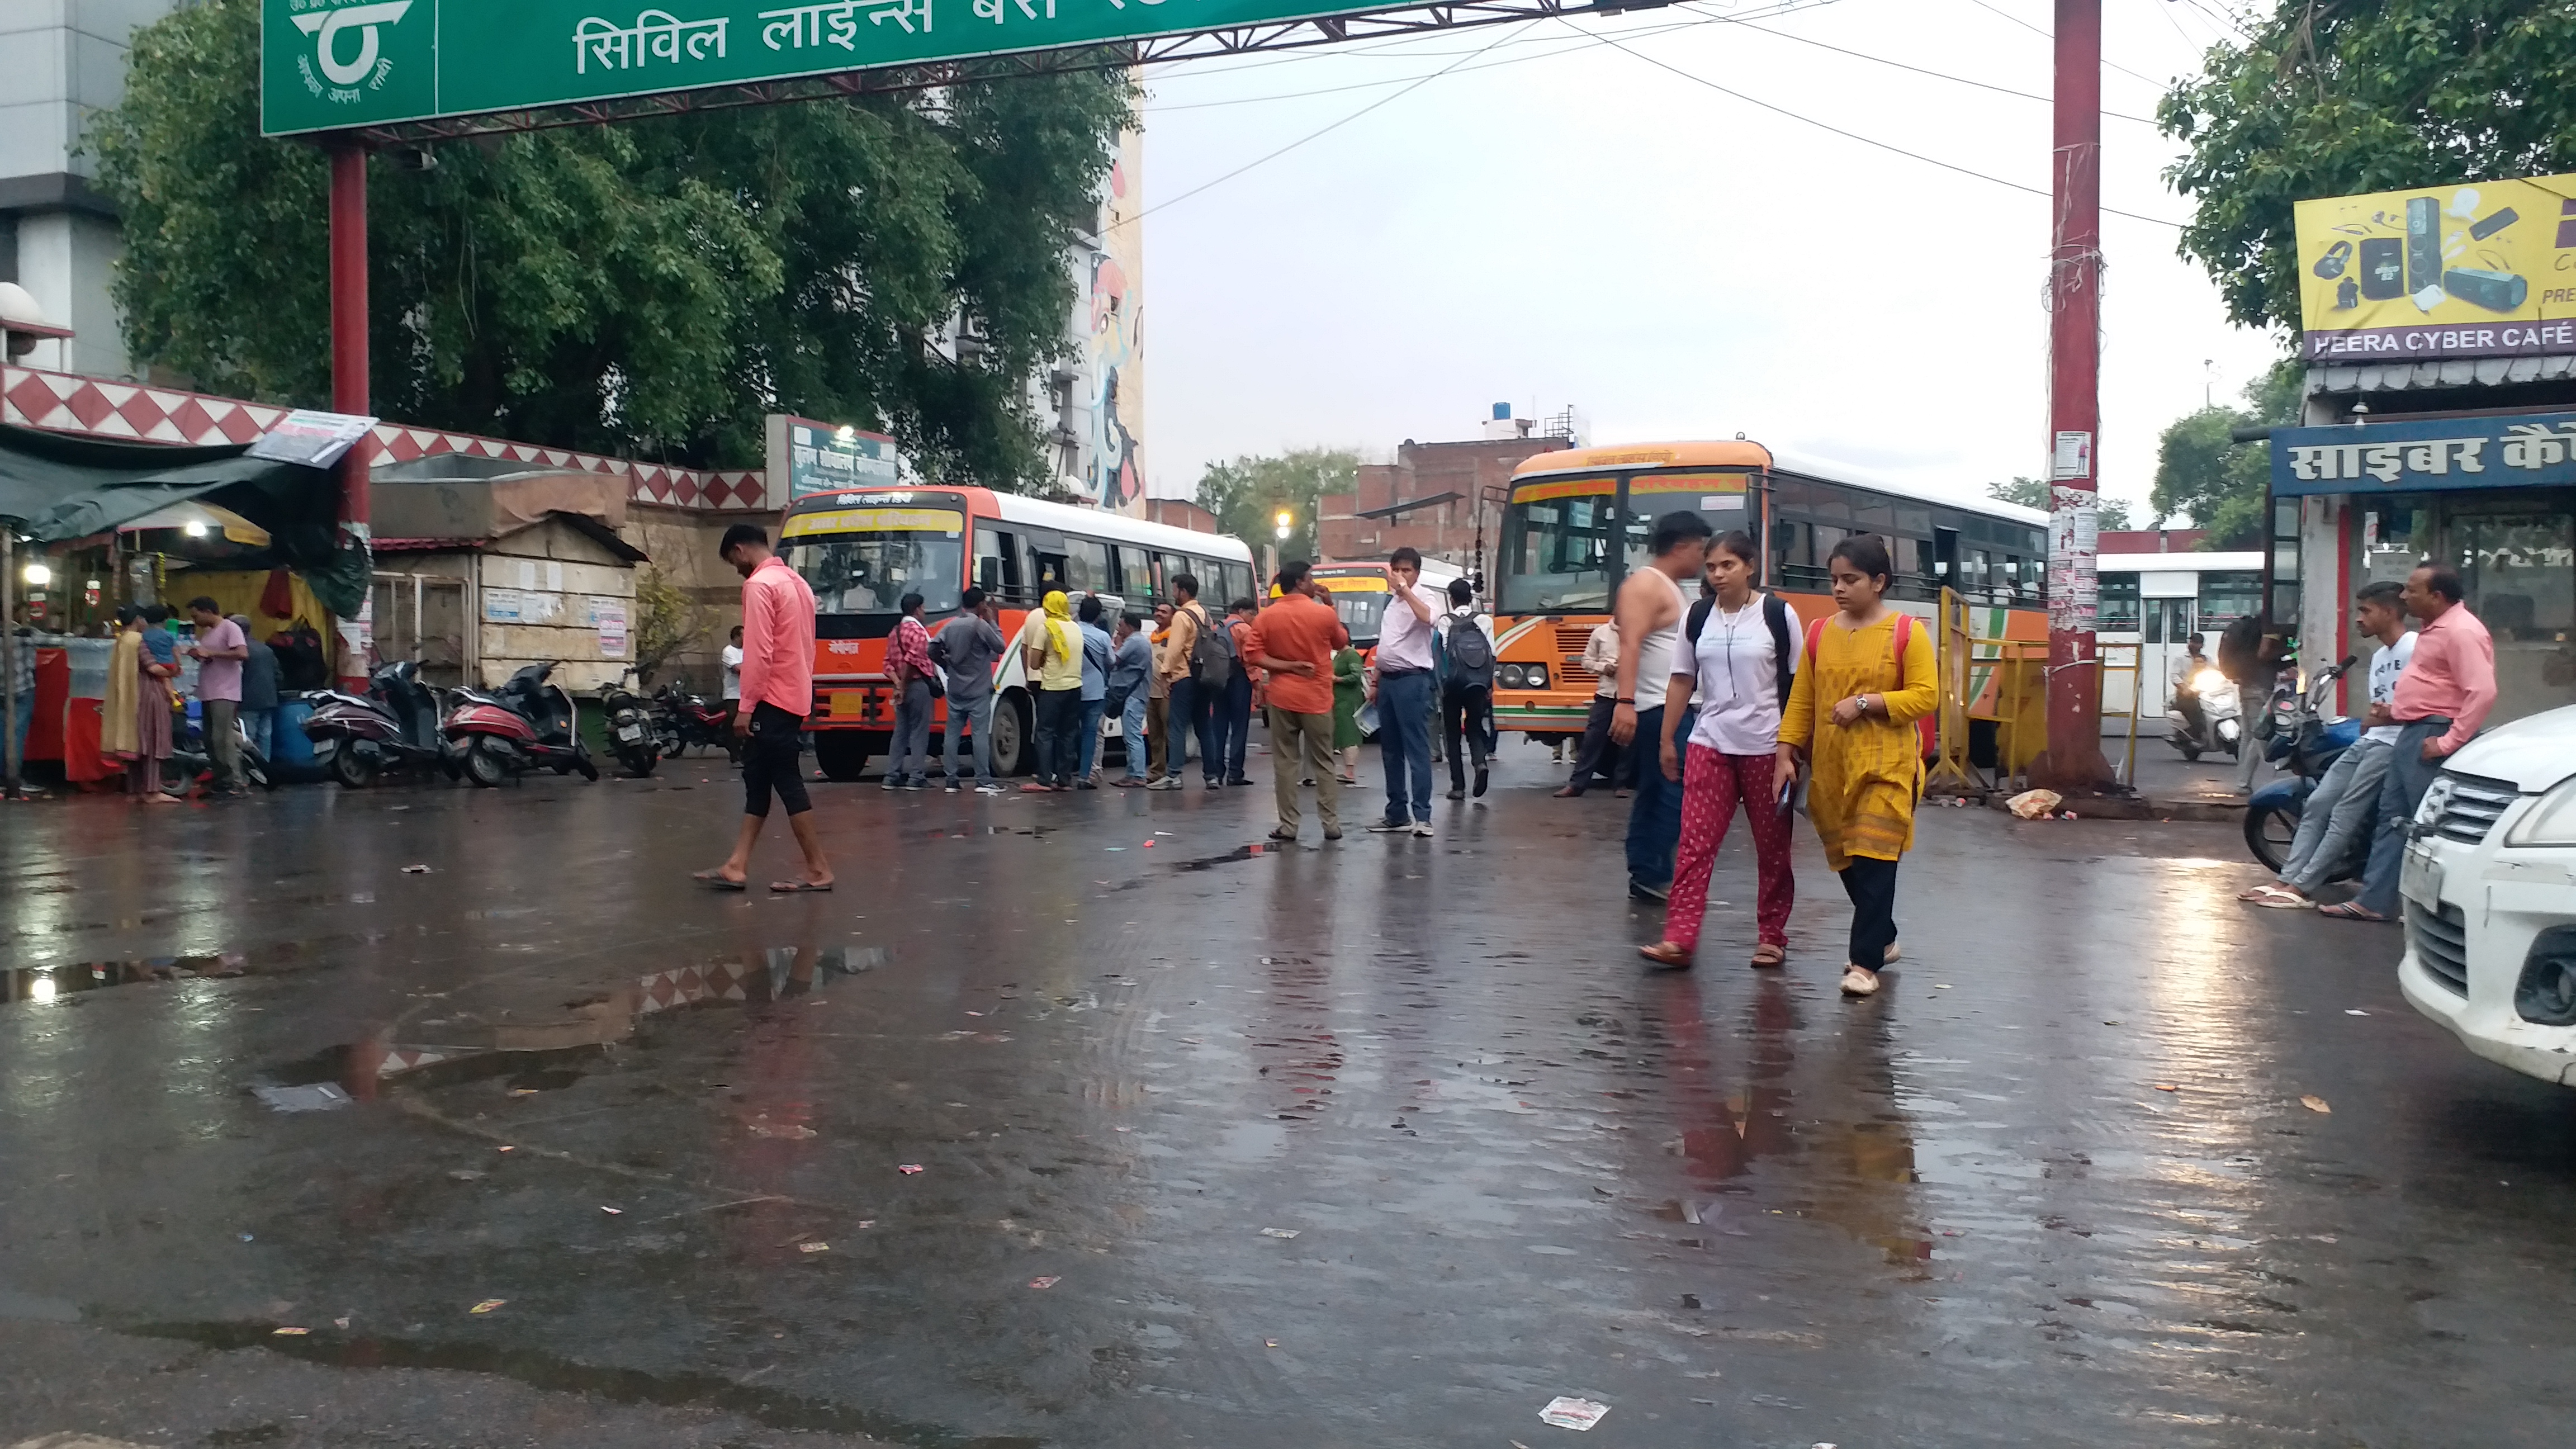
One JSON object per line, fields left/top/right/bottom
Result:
{"left": 1892, "top": 613, "right": 1911, "bottom": 688}
{"left": 1803, "top": 615, "right": 1826, "bottom": 664}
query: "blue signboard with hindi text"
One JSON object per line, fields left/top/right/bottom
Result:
{"left": 2271, "top": 410, "right": 2576, "bottom": 496}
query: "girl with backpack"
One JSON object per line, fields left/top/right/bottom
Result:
{"left": 1639, "top": 532, "right": 1801, "bottom": 971}
{"left": 1772, "top": 534, "right": 1935, "bottom": 997}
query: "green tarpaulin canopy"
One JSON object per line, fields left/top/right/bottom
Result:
{"left": 0, "top": 423, "right": 370, "bottom": 615}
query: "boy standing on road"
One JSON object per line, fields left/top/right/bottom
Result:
{"left": 1245, "top": 560, "right": 1349, "bottom": 841}
{"left": 695, "top": 524, "right": 833, "bottom": 893}
{"left": 1366, "top": 547, "right": 1443, "bottom": 836}
{"left": 936, "top": 588, "right": 1007, "bottom": 794}
{"left": 1609, "top": 512, "right": 1713, "bottom": 901}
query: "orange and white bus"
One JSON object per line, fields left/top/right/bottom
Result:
{"left": 1488, "top": 440, "right": 2049, "bottom": 745}
{"left": 778, "top": 486, "right": 1256, "bottom": 780}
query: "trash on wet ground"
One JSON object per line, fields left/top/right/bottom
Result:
{"left": 448, "top": 1169, "right": 486, "bottom": 1182}
{"left": 400, "top": 864, "right": 433, "bottom": 873}
{"left": 2300, "top": 1095, "right": 2333, "bottom": 1114}
{"left": 1538, "top": 1396, "right": 1608, "bottom": 1430}
{"left": 1028, "top": 1276, "right": 1060, "bottom": 1289}
{"left": 799, "top": 1241, "right": 830, "bottom": 1253}
{"left": 2006, "top": 788, "right": 2064, "bottom": 820}
{"left": 2153, "top": 1083, "right": 2180, "bottom": 1092}
{"left": 252, "top": 1082, "right": 351, "bottom": 1113}
{"left": 271, "top": 1326, "right": 310, "bottom": 1336}
{"left": 2346, "top": 1008, "right": 2370, "bottom": 1016}
{"left": 598, "top": 1205, "right": 622, "bottom": 1215}
{"left": 1679, "top": 1293, "right": 1703, "bottom": 1310}
{"left": 468, "top": 1299, "right": 506, "bottom": 1314}
{"left": 898, "top": 1163, "right": 925, "bottom": 1174}
{"left": 747, "top": 1119, "right": 817, "bottom": 1139}
{"left": 1259, "top": 1228, "right": 1300, "bottom": 1238}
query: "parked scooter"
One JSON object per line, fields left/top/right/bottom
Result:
{"left": 442, "top": 661, "right": 599, "bottom": 787}
{"left": 2244, "top": 655, "right": 2364, "bottom": 875}
{"left": 302, "top": 660, "right": 451, "bottom": 788}
{"left": 2166, "top": 664, "right": 2242, "bottom": 761}
{"left": 654, "top": 681, "right": 737, "bottom": 763}
{"left": 601, "top": 666, "right": 661, "bottom": 778}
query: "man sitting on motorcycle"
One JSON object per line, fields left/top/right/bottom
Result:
{"left": 2170, "top": 633, "right": 2210, "bottom": 738}
{"left": 2238, "top": 581, "right": 2413, "bottom": 908}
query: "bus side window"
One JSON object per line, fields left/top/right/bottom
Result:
{"left": 1034, "top": 551, "right": 1068, "bottom": 596}
{"left": 1067, "top": 538, "right": 1109, "bottom": 595}
{"left": 975, "top": 529, "right": 1016, "bottom": 600}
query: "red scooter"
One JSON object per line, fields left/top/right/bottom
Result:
{"left": 442, "top": 661, "right": 599, "bottom": 787}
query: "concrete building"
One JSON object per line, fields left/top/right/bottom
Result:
{"left": 1, "top": 0, "right": 171, "bottom": 381}
{"left": 1318, "top": 404, "right": 1583, "bottom": 577}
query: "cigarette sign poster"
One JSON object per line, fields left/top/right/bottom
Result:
{"left": 2294, "top": 172, "right": 2576, "bottom": 363}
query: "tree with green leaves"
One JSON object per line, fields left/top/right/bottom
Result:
{"left": 2161, "top": 2, "right": 2576, "bottom": 335}
{"left": 1194, "top": 449, "right": 1361, "bottom": 566}
{"left": 1985, "top": 477, "right": 2132, "bottom": 531}
{"left": 93, "top": 0, "right": 1132, "bottom": 484}
{"left": 2150, "top": 359, "right": 2305, "bottom": 549}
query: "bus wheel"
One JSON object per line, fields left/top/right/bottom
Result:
{"left": 988, "top": 691, "right": 1033, "bottom": 778}
{"left": 813, "top": 732, "right": 869, "bottom": 782}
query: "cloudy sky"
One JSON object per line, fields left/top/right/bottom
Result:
{"left": 1129, "top": 0, "right": 2285, "bottom": 523}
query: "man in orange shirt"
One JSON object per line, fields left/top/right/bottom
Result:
{"left": 1243, "top": 560, "right": 1351, "bottom": 842}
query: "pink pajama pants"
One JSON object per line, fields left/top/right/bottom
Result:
{"left": 1664, "top": 744, "right": 1795, "bottom": 951}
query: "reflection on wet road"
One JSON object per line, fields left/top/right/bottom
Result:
{"left": 3, "top": 761, "right": 2573, "bottom": 1447}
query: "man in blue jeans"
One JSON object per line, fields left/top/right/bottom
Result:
{"left": 1073, "top": 594, "right": 1114, "bottom": 788}
{"left": 1110, "top": 610, "right": 1153, "bottom": 785}
{"left": 1150, "top": 572, "right": 1226, "bottom": 790}
{"left": 1366, "top": 547, "right": 1443, "bottom": 836}
{"left": 1609, "top": 511, "right": 1713, "bottom": 901}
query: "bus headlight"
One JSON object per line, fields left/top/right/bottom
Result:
{"left": 1522, "top": 664, "right": 1547, "bottom": 690}
{"left": 1498, "top": 665, "right": 1525, "bottom": 689}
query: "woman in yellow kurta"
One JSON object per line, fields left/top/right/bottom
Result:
{"left": 1775, "top": 536, "right": 1935, "bottom": 997}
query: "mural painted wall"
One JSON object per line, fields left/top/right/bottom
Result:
{"left": 1079, "top": 127, "right": 1147, "bottom": 517}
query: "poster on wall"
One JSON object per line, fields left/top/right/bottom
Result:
{"left": 765, "top": 415, "right": 902, "bottom": 504}
{"left": 595, "top": 604, "right": 628, "bottom": 657}
{"left": 2294, "top": 172, "right": 2576, "bottom": 363}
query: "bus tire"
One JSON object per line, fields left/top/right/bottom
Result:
{"left": 813, "top": 732, "right": 869, "bottom": 783}
{"left": 989, "top": 690, "right": 1034, "bottom": 778}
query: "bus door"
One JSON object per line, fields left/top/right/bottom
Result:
{"left": 2138, "top": 574, "right": 2200, "bottom": 719}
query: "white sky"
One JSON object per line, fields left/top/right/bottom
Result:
{"left": 1131, "top": 0, "right": 2286, "bottom": 523}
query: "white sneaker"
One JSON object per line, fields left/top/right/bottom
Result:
{"left": 974, "top": 782, "right": 1005, "bottom": 795}
{"left": 1411, "top": 820, "right": 1433, "bottom": 837}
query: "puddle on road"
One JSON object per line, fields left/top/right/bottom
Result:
{"left": 4, "top": 949, "right": 289, "bottom": 1005}
{"left": 124, "top": 1320, "right": 1037, "bottom": 1449}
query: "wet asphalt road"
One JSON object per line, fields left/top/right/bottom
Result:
{"left": 4, "top": 741, "right": 2574, "bottom": 1449}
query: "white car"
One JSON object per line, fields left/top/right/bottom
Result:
{"left": 2398, "top": 704, "right": 2576, "bottom": 1086}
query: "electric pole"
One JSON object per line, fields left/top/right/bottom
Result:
{"left": 2035, "top": 0, "right": 2114, "bottom": 791}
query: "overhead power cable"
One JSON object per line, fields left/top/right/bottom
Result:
{"left": 1109, "top": 18, "right": 1542, "bottom": 232}
{"left": 1961, "top": 0, "right": 2167, "bottom": 87}
{"left": 1690, "top": 4, "right": 2160, "bottom": 124}
{"left": 1568, "top": 16, "right": 2184, "bottom": 229}
{"left": 1143, "top": 16, "right": 1717, "bottom": 113}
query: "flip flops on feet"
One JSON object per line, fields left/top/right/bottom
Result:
{"left": 769, "top": 879, "right": 833, "bottom": 893}
{"left": 691, "top": 869, "right": 747, "bottom": 892}
{"left": 2243, "top": 884, "right": 2310, "bottom": 908}
{"left": 2317, "top": 901, "right": 2389, "bottom": 921}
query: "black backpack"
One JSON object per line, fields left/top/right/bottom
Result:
{"left": 1442, "top": 609, "right": 1494, "bottom": 680}
{"left": 1684, "top": 592, "right": 1796, "bottom": 708}
{"left": 1186, "top": 603, "right": 1234, "bottom": 687}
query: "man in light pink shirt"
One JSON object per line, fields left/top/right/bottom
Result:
{"left": 185, "top": 596, "right": 250, "bottom": 795}
{"left": 2335, "top": 561, "right": 2496, "bottom": 922}
{"left": 695, "top": 524, "right": 832, "bottom": 893}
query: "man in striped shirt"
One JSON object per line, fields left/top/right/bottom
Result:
{"left": 695, "top": 524, "right": 834, "bottom": 893}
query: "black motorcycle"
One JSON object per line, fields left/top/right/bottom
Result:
{"left": 2244, "top": 655, "right": 2366, "bottom": 875}
{"left": 302, "top": 660, "right": 450, "bottom": 788}
{"left": 653, "top": 680, "right": 738, "bottom": 763}
{"left": 601, "top": 666, "right": 662, "bottom": 778}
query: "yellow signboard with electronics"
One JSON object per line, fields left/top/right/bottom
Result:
{"left": 2295, "top": 172, "right": 2576, "bottom": 363}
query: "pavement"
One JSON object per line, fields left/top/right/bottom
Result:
{"left": 4, "top": 738, "right": 2573, "bottom": 1448}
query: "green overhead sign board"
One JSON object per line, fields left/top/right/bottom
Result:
{"left": 263, "top": 0, "right": 1374, "bottom": 134}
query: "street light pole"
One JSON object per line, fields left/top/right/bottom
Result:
{"left": 2036, "top": 0, "right": 2113, "bottom": 791}
{"left": 329, "top": 137, "right": 372, "bottom": 691}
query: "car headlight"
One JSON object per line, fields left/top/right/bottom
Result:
{"left": 2414, "top": 774, "right": 2456, "bottom": 829}
{"left": 1498, "top": 664, "right": 1523, "bottom": 689}
{"left": 2504, "top": 776, "right": 2576, "bottom": 847}
{"left": 1524, "top": 664, "right": 1547, "bottom": 690}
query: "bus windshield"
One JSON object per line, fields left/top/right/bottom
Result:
{"left": 1330, "top": 588, "right": 1389, "bottom": 643}
{"left": 1500, "top": 489, "right": 1619, "bottom": 614}
{"left": 785, "top": 532, "right": 964, "bottom": 614}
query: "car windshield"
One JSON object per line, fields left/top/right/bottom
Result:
{"left": 784, "top": 533, "right": 964, "bottom": 614}
{"left": 1500, "top": 491, "right": 1618, "bottom": 614}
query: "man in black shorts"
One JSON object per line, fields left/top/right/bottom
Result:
{"left": 694, "top": 524, "right": 834, "bottom": 892}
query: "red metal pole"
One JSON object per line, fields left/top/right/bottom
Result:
{"left": 329, "top": 138, "right": 372, "bottom": 690}
{"left": 2037, "top": 0, "right": 2113, "bottom": 790}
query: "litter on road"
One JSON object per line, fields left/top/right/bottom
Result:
{"left": 898, "top": 1163, "right": 925, "bottom": 1174}
{"left": 271, "top": 1327, "right": 309, "bottom": 1336}
{"left": 1028, "top": 1276, "right": 1060, "bottom": 1289}
{"left": 252, "top": 1083, "right": 350, "bottom": 1113}
{"left": 799, "top": 1242, "right": 830, "bottom": 1253}
{"left": 469, "top": 1300, "right": 506, "bottom": 1314}
{"left": 2301, "top": 1095, "right": 2333, "bottom": 1114}
{"left": 1538, "top": 1396, "right": 1608, "bottom": 1430}
{"left": 1259, "top": 1228, "right": 1300, "bottom": 1238}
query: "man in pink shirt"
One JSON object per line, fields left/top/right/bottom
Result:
{"left": 695, "top": 524, "right": 833, "bottom": 893}
{"left": 2332, "top": 561, "right": 2496, "bottom": 922}
{"left": 184, "top": 596, "right": 250, "bottom": 795}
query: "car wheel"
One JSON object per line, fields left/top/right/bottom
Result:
{"left": 988, "top": 691, "right": 1033, "bottom": 778}
{"left": 813, "top": 732, "right": 869, "bottom": 782}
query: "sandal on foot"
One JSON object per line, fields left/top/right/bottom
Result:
{"left": 1882, "top": 940, "right": 1902, "bottom": 965}
{"left": 1637, "top": 941, "right": 1693, "bottom": 969}
{"left": 1840, "top": 965, "right": 1880, "bottom": 997}
{"left": 2237, "top": 883, "right": 2293, "bottom": 902}
{"left": 2248, "top": 887, "right": 2312, "bottom": 909}
{"left": 769, "top": 879, "right": 834, "bottom": 894}
{"left": 1750, "top": 942, "right": 1787, "bottom": 969}
{"left": 692, "top": 869, "right": 748, "bottom": 892}
{"left": 2317, "top": 901, "right": 2389, "bottom": 922}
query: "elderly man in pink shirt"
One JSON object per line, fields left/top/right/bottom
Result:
{"left": 2326, "top": 561, "right": 2496, "bottom": 922}
{"left": 695, "top": 524, "right": 834, "bottom": 893}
